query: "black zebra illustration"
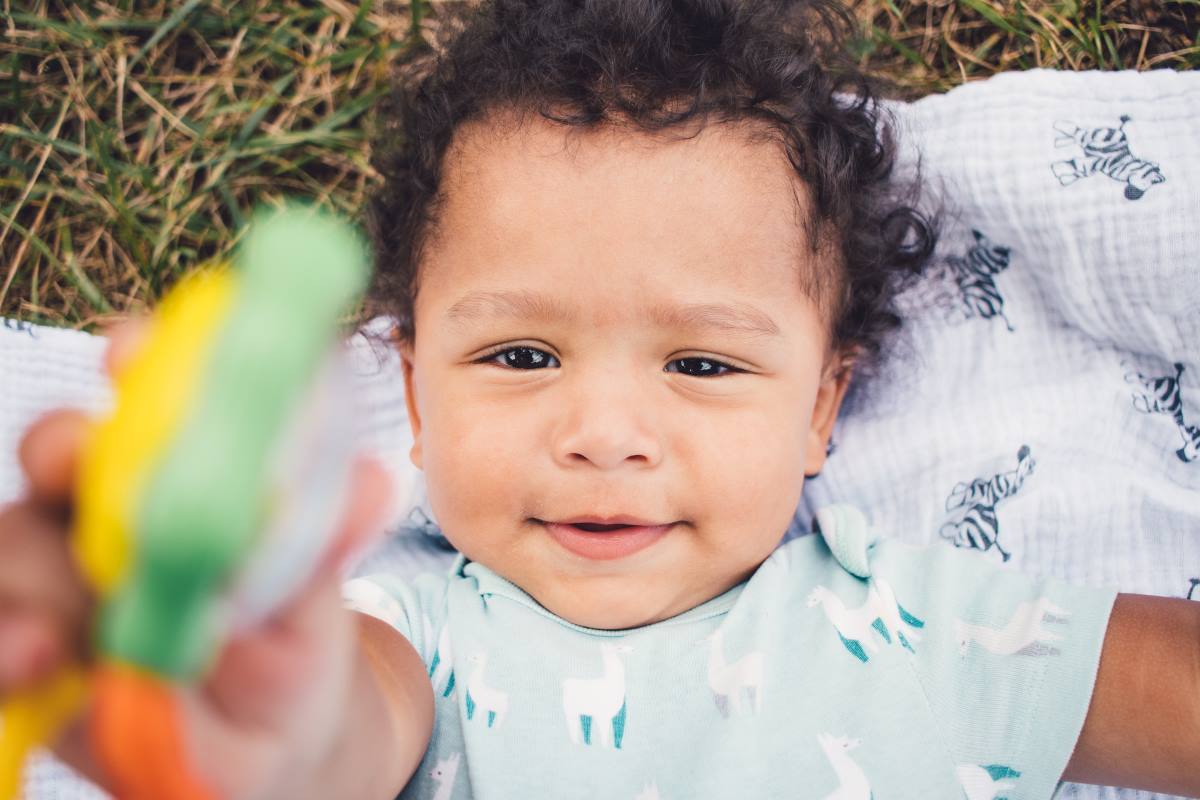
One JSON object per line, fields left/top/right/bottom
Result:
{"left": 805, "top": 434, "right": 837, "bottom": 479}
{"left": 1124, "top": 362, "right": 1199, "bottom": 464}
{"left": 1051, "top": 115, "right": 1166, "bottom": 201}
{"left": 926, "top": 227, "right": 1012, "bottom": 331}
{"left": 404, "top": 505, "right": 452, "bottom": 546}
{"left": 942, "top": 229, "right": 1015, "bottom": 332}
{"left": 2, "top": 318, "right": 37, "bottom": 338}
{"left": 940, "top": 446, "right": 1036, "bottom": 562}
{"left": 1187, "top": 578, "right": 1200, "bottom": 601}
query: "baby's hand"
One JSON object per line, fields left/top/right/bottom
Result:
{"left": 0, "top": 319, "right": 151, "bottom": 692}
{"left": 0, "top": 320, "right": 396, "bottom": 799}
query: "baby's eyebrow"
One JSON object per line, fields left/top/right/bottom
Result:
{"left": 443, "top": 289, "right": 781, "bottom": 339}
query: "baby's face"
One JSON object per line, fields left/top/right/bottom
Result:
{"left": 398, "top": 113, "right": 849, "bottom": 629}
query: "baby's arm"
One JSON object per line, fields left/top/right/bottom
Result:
{"left": 1062, "top": 593, "right": 1200, "bottom": 794}
{"left": 281, "top": 612, "right": 434, "bottom": 799}
{"left": 0, "top": 318, "right": 435, "bottom": 799}
{"left": 49, "top": 609, "right": 434, "bottom": 799}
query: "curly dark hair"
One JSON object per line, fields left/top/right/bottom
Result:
{"left": 362, "top": 0, "right": 939, "bottom": 373}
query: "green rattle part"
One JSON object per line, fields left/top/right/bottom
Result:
{"left": 102, "top": 204, "right": 370, "bottom": 678}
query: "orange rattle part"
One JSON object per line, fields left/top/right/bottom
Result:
{"left": 90, "top": 664, "right": 219, "bottom": 800}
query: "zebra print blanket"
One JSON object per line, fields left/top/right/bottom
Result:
{"left": 1, "top": 68, "right": 1197, "bottom": 800}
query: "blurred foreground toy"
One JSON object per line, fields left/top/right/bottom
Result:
{"left": 0, "top": 205, "right": 370, "bottom": 800}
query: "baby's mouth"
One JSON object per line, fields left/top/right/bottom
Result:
{"left": 534, "top": 518, "right": 678, "bottom": 560}
{"left": 568, "top": 522, "right": 634, "bottom": 532}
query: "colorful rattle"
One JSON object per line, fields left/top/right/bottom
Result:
{"left": 0, "top": 204, "right": 370, "bottom": 800}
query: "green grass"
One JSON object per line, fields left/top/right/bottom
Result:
{"left": 1, "top": 1, "right": 1196, "bottom": 330}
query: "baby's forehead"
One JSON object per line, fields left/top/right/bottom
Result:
{"left": 424, "top": 112, "right": 836, "bottom": 314}
{"left": 442, "top": 111, "right": 801, "bottom": 212}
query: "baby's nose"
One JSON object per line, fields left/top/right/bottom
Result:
{"left": 550, "top": 377, "right": 663, "bottom": 470}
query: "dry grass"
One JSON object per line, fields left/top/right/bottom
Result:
{"left": 849, "top": 0, "right": 1199, "bottom": 98}
{"left": 1, "top": 1, "right": 1196, "bottom": 330}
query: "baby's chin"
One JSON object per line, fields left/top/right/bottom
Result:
{"left": 525, "top": 575, "right": 727, "bottom": 631}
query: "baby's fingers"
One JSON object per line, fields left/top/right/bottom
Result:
{"left": 315, "top": 454, "right": 395, "bottom": 579}
{"left": 16, "top": 316, "right": 150, "bottom": 507}
{"left": 17, "top": 409, "right": 89, "bottom": 508}
{"left": 100, "top": 317, "right": 150, "bottom": 381}
{"left": 0, "top": 500, "right": 91, "bottom": 693}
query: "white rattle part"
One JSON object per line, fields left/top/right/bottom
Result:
{"left": 223, "top": 344, "right": 359, "bottom": 629}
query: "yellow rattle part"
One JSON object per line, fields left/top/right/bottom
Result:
{"left": 0, "top": 666, "right": 87, "bottom": 799}
{"left": 74, "top": 267, "right": 236, "bottom": 596}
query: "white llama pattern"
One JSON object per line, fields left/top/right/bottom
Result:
{"left": 634, "top": 782, "right": 662, "bottom": 800}
{"left": 954, "top": 596, "right": 1071, "bottom": 657}
{"left": 807, "top": 578, "right": 925, "bottom": 663}
{"left": 465, "top": 652, "right": 509, "bottom": 728}
{"left": 562, "top": 642, "right": 632, "bottom": 748}
{"left": 428, "top": 623, "right": 456, "bottom": 698}
{"left": 817, "top": 732, "right": 873, "bottom": 800}
{"left": 342, "top": 579, "right": 407, "bottom": 630}
{"left": 957, "top": 763, "right": 1021, "bottom": 800}
{"left": 703, "top": 628, "right": 765, "bottom": 718}
{"left": 429, "top": 751, "right": 462, "bottom": 800}
{"left": 764, "top": 542, "right": 791, "bottom": 571}
{"left": 868, "top": 576, "right": 924, "bottom": 652}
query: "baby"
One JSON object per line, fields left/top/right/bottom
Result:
{"left": 2, "top": 0, "right": 1199, "bottom": 798}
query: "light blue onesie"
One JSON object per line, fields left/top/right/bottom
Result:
{"left": 343, "top": 505, "right": 1117, "bottom": 800}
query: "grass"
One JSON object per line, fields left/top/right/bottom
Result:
{"left": 1, "top": 0, "right": 1196, "bottom": 330}
{"left": 848, "top": 0, "right": 1199, "bottom": 97}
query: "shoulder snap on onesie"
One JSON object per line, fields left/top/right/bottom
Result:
{"left": 344, "top": 505, "right": 1116, "bottom": 800}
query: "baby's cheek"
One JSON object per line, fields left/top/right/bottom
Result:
{"left": 702, "top": 415, "right": 806, "bottom": 543}
{"left": 419, "top": 404, "right": 527, "bottom": 537}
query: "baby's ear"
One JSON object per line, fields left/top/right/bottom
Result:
{"left": 804, "top": 353, "right": 854, "bottom": 478}
{"left": 397, "top": 341, "right": 424, "bottom": 470}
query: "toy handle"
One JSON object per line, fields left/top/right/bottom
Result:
{"left": 223, "top": 343, "right": 360, "bottom": 629}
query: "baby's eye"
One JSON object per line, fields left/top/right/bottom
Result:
{"left": 665, "top": 357, "right": 741, "bottom": 377}
{"left": 477, "top": 346, "right": 559, "bottom": 369}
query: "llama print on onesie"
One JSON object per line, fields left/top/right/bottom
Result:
{"left": 868, "top": 576, "right": 924, "bottom": 653}
{"left": 955, "top": 596, "right": 1071, "bottom": 658}
{"left": 1188, "top": 578, "right": 1200, "bottom": 601}
{"left": 816, "top": 733, "right": 873, "bottom": 800}
{"left": 633, "top": 782, "right": 663, "bottom": 800}
{"left": 428, "top": 622, "right": 456, "bottom": 698}
{"left": 429, "top": 752, "right": 461, "bottom": 800}
{"left": 464, "top": 652, "right": 508, "bottom": 729}
{"left": 940, "top": 446, "right": 1036, "bottom": 563}
{"left": 562, "top": 642, "right": 632, "bottom": 748}
{"left": 957, "top": 763, "right": 1021, "bottom": 800}
{"left": 806, "top": 578, "right": 925, "bottom": 664}
{"left": 1125, "top": 362, "right": 1199, "bottom": 463}
{"left": 702, "top": 628, "right": 765, "bottom": 718}
{"left": 1051, "top": 115, "right": 1166, "bottom": 200}
{"left": 343, "top": 579, "right": 409, "bottom": 632}
{"left": 764, "top": 541, "right": 792, "bottom": 572}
